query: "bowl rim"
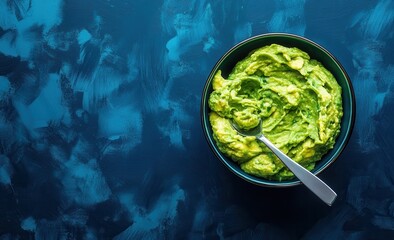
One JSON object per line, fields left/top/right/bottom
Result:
{"left": 201, "top": 32, "right": 356, "bottom": 187}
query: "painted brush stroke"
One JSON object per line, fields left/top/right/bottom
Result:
{"left": 115, "top": 184, "right": 185, "bottom": 239}
{"left": 267, "top": 0, "right": 306, "bottom": 35}
{"left": 0, "top": 0, "right": 63, "bottom": 59}
{"left": 13, "top": 74, "right": 70, "bottom": 132}
{"left": 348, "top": 0, "right": 394, "bottom": 152}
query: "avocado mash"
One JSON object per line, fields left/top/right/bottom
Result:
{"left": 209, "top": 44, "right": 343, "bottom": 181}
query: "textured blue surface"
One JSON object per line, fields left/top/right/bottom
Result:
{"left": 0, "top": 0, "right": 393, "bottom": 239}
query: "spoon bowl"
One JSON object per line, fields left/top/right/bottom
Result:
{"left": 231, "top": 119, "right": 263, "bottom": 137}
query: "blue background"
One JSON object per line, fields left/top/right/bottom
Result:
{"left": 0, "top": 0, "right": 393, "bottom": 239}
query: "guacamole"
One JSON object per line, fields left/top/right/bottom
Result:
{"left": 208, "top": 44, "right": 343, "bottom": 181}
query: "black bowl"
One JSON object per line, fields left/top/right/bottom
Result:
{"left": 201, "top": 33, "right": 356, "bottom": 187}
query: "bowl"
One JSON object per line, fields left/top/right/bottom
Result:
{"left": 201, "top": 33, "right": 356, "bottom": 187}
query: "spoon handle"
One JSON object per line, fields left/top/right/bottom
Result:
{"left": 256, "top": 135, "right": 337, "bottom": 206}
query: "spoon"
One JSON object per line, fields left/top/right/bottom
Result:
{"left": 231, "top": 119, "right": 337, "bottom": 206}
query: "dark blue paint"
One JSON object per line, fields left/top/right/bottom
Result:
{"left": 0, "top": 0, "right": 394, "bottom": 239}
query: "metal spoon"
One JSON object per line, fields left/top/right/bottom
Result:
{"left": 231, "top": 119, "right": 337, "bottom": 206}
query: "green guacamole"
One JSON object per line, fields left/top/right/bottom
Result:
{"left": 208, "top": 44, "right": 343, "bottom": 181}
